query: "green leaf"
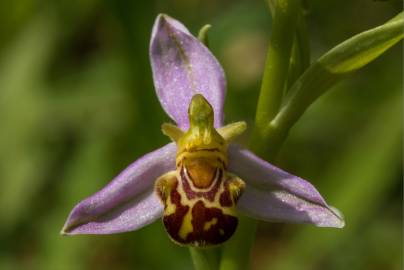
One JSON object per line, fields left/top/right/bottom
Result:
{"left": 320, "top": 14, "right": 403, "bottom": 73}
{"left": 267, "top": 12, "right": 403, "bottom": 151}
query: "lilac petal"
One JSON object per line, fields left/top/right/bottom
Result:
{"left": 150, "top": 14, "right": 226, "bottom": 129}
{"left": 238, "top": 187, "right": 344, "bottom": 227}
{"left": 63, "top": 192, "right": 163, "bottom": 235}
{"left": 61, "top": 143, "right": 176, "bottom": 235}
{"left": 228, "top": 144, "right": 344, "bottom": 228}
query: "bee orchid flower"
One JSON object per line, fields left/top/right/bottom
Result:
{"left": 61, "top": 14, "right": 344, "bottom": 247}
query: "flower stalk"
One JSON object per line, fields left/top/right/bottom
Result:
{"left": 220, "top": 1, "right": 302, "bottom": 269}
{"left": 190, "top": 247, "right": 220, "bottom": 270}
{"left": 251, "top": 0, "right": 301, "bottom": 159}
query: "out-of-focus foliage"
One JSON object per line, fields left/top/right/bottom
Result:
{"left": 273, "top": 12, "right": 403, "bottom": 140}
{"left": 0, "top": 1, "right": 401, "bottom": 270}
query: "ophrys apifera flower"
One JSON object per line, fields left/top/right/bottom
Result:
{"left": 61, "top": 14, "right": 344, "bottom": 247}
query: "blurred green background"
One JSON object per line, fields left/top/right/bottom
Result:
{"left": 0, "top": 0, "right": 402, "bottom": 269}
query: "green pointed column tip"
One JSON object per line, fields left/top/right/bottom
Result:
{"left": 188, "top": 94, "right": 214, "bottom": 129}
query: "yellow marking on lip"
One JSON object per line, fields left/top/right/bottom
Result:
{"left": 165, "top": 200, "right": 177, "bottom": 216}
{"left": 179, "top": 208, "right": 193, "bottom": 240}
{"left": 203, "top": 218, "right": 218, "bottom": 231}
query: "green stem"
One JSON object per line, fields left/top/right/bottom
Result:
{"left": 219, "top": 1, "right": 302, "bottom": 270}
{"left": 190, "top": 247, "right": 220, "bottom": 270}
{"left": 251, "top": 0, "right": 301, "bottom": 159}
{"left": 219, "top": 216, "right": 257, "bottom": 270}
{"left": 286, "top": 10, "right": 310, "bottom": 91}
